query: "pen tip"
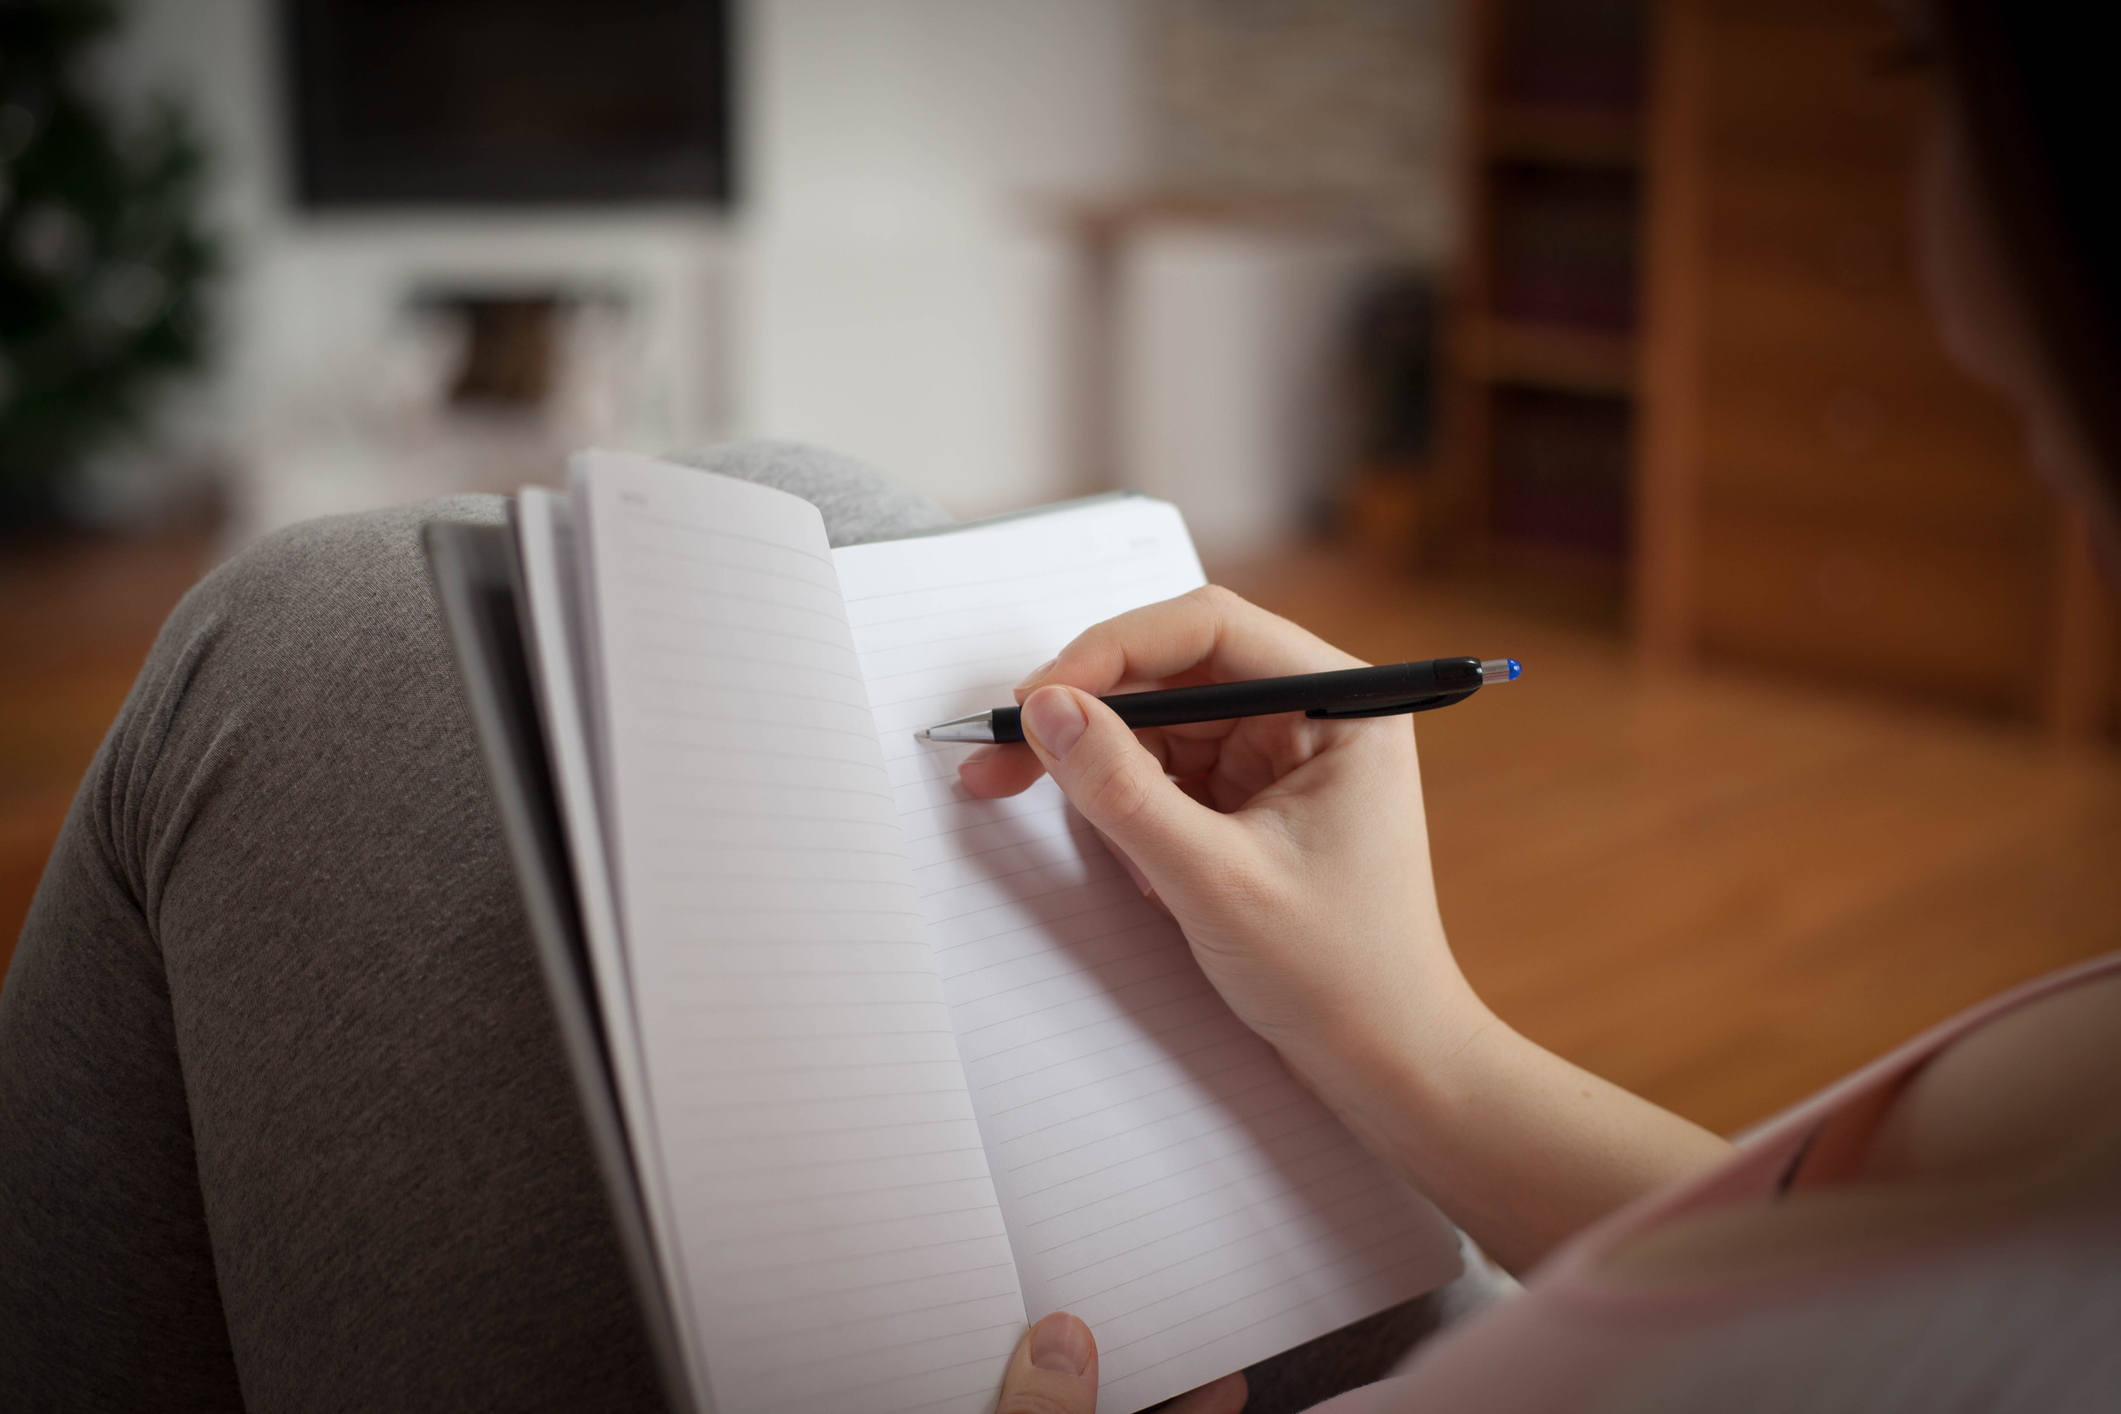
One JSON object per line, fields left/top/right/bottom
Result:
{"left": 914, "top": 728, "right": 932, "bottom": 741}
{"left": 1507, "top": 658, "right": 1522, "bottom": 682}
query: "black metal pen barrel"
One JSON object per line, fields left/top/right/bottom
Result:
{"left": 987, "top": 657, "right": 1484, "bottom": 743}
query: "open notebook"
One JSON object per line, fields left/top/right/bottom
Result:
{"left": 504, "top": 450, "right": 1460, "bottom": 1414}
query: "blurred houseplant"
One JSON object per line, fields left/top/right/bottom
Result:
{"left": 0, "top": 0, "right": 214, "bottom": 529}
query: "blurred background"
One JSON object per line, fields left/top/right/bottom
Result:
{"left": 3, "top": 0, "right": 2116, "bottom": 1135}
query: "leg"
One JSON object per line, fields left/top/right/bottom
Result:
{"left": 0, "top": 446, "right": 947, "bottom": 1412}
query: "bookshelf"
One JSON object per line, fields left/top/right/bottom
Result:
{"left": 1433, "top": 0, "right": 1647, "bottom": 608}
{"left": 1438, "top": 0, "right": 2117, "bottom": 738}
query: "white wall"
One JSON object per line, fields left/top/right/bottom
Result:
{"left": 98, "top": 0, "right": 1152, "bottom": 520}
{"left": 1116, "top": 224, "right": 1374, "bottom": 557}
{"left": 735, "top": 0, "right": 1149, "bottom": 513}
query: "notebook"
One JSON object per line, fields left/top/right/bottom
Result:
{"left": 504, "top": 449, "right": 1460, "bottom": 1414}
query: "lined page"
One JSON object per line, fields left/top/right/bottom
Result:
{"left": 835, "top": 498, "right": 1462, "bottom": 1414}
{"left": 577, "top": 453, "right": 1025, "bottom": 1414}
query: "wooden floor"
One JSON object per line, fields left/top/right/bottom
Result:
{"left": 3, "top": 532, "right": 2117, "bottom": 1136}
{"left": 1214, "top": 547, "right": 2121, "bottom": 1134}
{"left": 1, "top": 532, "right": 218, "bottom": 983}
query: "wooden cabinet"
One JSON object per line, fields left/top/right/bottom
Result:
{"left": 1433, "top": 0, "right": 1646, "bottom": 606}
{"left": 1431, "top": 0, "right": 2121, "bottom": 735}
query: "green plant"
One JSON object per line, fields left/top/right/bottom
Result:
{"left": 0, "top": 0, "right": 215, "bottom": 527}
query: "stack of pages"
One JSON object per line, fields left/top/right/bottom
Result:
{"left": 510, "top": 451, "right": 1461, "bottom": 1414}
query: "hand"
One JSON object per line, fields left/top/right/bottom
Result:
{"left": 958, "top": 586, "right": 1488, "bottom": 1108}
{"left": 996, "top": 1312, "right": 1246, "bottom": 1414}
{"left": 965, "top": 587, "right": 1731, "bottom": 1272}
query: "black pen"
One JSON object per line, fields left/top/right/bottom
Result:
{"left": 917, "top": 657, "right": 1521, "bottom": 744}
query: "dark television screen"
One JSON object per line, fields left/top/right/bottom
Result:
{"left": 284, "top": 0, "right": 732, "bottom": 207}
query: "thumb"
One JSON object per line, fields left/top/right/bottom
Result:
{"left": 1018, "top": 686, "right": 1227, "bottom": 889}
{"left": 996, "top": 1312, "right": 1098, "bottom": 1414}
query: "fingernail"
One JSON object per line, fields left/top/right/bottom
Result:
{"left": 1021, "top": 686, "right": 1087, "bottom": 762}
{"left": 1029, "top": 1312, "right": 1091, "bottom": 1377}
{"left": 1015, "top": 658, "right": 1058, "bottom": 690}
{"left": 961, "top": 745, "right": 998, "bottom": 765}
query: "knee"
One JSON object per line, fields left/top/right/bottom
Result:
{"left": 205, "top": 493, "right": 505, "bottom": 632}
{"left": 119, "top": 494, "right": 507, "bottom": 787}
{"left": 176, "top": 494, "right": 501, "bottom": 682}
{"left": 78, "top": 495, "right": 511, "bottom": 927}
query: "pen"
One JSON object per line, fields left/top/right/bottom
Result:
{"left": 917, "top": 657, "right": 1521, "bottom": 744}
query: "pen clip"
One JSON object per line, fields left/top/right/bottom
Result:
{"left": 1306, "top": 691, "right": 1471, "bottom": 720}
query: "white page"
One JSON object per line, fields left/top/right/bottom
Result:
{"left": 516, "top": 486, "right": 700, "bottom": 1385}
{"left": 577, "top": 452, "right": 1026, "bottom": 1414}
{"left": 835, "top": 497, "right": 1463, "bottom": 1414}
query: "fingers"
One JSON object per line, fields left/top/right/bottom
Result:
{"left": 1019, "top": 585, "right": 1362, "bottom": 701}
{"left": 1160, "top": 1372, "right": 1249, "bottom": 1414}
{"left": 1017, "top": 685, "right": 1233, "bottom": 889}
{"left": 962, "top": 586, "right": 1352, "bottom": 802}
{"left": 996, "top": 1312, "right": 1098, "bottom": 1414}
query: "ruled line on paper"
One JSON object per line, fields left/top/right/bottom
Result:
{"left": 970, "top": 998, "right": 1232, "bottom": 1084}
{"left": 1034, "top": 1147, "right": 1402, "bottom": 1284}
{"left": 632, "top": 772, "right": 900, "bottom": 804}
{"left": 689, "top": 1144, "right": 994, "bottom": 1185}
{"left": 1022, "top": 1112, "right": 1347, "bottom": 1231}
{"left": 943, "top": 917, "right": 1175, "bottom": 987}
{"left": 732, "top": 1297, "right": 1025, "bottom": 1367}
{"left": 633, "top": 705, "right": 885, "bottom": 743}
{"left": 733, "top": 1257, "right": 1019, "bottom": 1321}
{"left": 621, "top": 642, "right": 872, "bottom": 686}
{"left": 960, "top": 983, "right": 1228, "bottom": 1074}
{"left": 1091, "top": 1230, "right": 1435, "bottom": 1361}
{"left": 629, "top": 607, "right": 854, "bottom": 653}
{"left": 984, "top": 1030, "right": 1260, "bottom": 1121}
{"left": 697, "top": 1188, "right": 1014, "bottom": 1253}
{"left": 848, "top": 564, "right": 1170, "bottom": 615}
{"left": 1052, "top": 1177, "right": 1416, "bottom": 1312}
{"left": 630, "top": 675, "right": 877, "bottom": 710}
{"left": 999, "top": 1072, "right": 1293, "bottom": 1175}
{"left": 615, "top": 507, "right": 839, "bottom": 567}
{"left": 1009, "top": 1095, "right": 1318, "bottom": 1203}
{"left": 630, "top": 591, "right": 851, "bottom": 631}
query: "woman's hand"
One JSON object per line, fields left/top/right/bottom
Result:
{"left": 959, "top": 585, "right": 1487, "bottom": 1101}
{"left": 995, "top": 1312, "right": 1246, "bottom": 1414}
{"left": 962, "top": 587, "right": 1732, "bottom": 1271}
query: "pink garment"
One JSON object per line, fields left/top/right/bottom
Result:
{"left": 1314, "top": 952, "right": 2121, "bottom": 1413}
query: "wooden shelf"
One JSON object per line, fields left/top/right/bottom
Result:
{"left": 1463, "top": 319, "right": 1636, "bottom": 396}
{"left": 1486, "top": 103, "right": 1642, "bottom": 169}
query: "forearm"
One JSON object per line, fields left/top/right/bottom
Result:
{"left": 1299, "top": 993, "right": 1734, "bottom": 1275}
